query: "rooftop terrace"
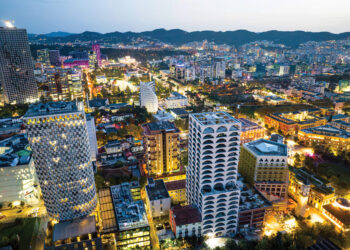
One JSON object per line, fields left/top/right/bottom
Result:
{"left": 146, "top": 178, "right": 170, "bottom": 201}
{"left": 24, "top": 102, "right": 83, "bottom": 118}
{"left": 0, "top": 134, "right": 31, "bottom": 168}
{"left": 244, "top": 139, "right": 288, "bottom": 157}
{"left": 110, "top": 183, "right": 149, "bottom": 231}
{"left": 191, "top": 111, "right": 240, "bottom": 126}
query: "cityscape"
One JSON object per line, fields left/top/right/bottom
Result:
{"left": 0, "top": 1, "right": 350, "bottom": 249}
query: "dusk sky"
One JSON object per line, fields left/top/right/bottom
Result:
{"left": 1, "top": 0, "right": 349, "bottom": 34}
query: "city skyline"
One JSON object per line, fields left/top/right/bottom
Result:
{"left": 1, "top": 0, "right": 350, "bottom": 34}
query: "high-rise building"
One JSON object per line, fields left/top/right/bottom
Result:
{"left": 37, "top": 49, "right": 51, "bottom": 68}
{"left": 215, "top": 61, "right": 226, "bottom": 79}
{"left": 0, "top": 26, "right": 38, "bottom": 104}
{"left": 239, "top": 139, "right": 289, "bottom": 203}
{"left": 86, "top": 114, "right": 98, "bottom": 162}
{"left": 92, "top": 43, "right": 101, "bottom": 67}
{"left": 142, "top": 121, "right": 180, "bottom": 176}
{"left": 49, "top": 50, "right": 61, "bottom": 66}
{"left": 186, "top": 112, "right": 241, "bottom": 237}
{"left": 140, "top": 81, "right": 158, "bottom": 113}
{"left": 88, "top": 51, "right": 97, "bottom": 70}
{"left": 23, "top": 102, "right": 97, "bottom": 221}
{"left": 45, "top": 68, "right": 70, "bottom": 101}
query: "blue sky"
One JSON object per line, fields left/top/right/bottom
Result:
{"left": 1, "top": 0, "right": 349, "bottom": 34}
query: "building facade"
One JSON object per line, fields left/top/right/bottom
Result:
{"left": 140, "top": 81, "right": 158, "bottom": 113}
{"left": 142, "top": 121, "right": 180, "bottom": 176}
{"left": 187, "top": 112, "right": 241, "bottom": 236}
{"left": 238, "top": 118, "right": 265, "bottom": 145}
{"left": 298, "top": 125, "right": 350, "bottom": 151}
{"left": 86, "top": 114, "right": 98, "bottom": 162}
{"left": 24, "top": 102, "right": 97, "bottom": 221}
{"left": 239, "top": 139, "right": 289, "bottom": 203}
{"left": 145, "top": 178, "right": 171, "bottom": 218}
{"left": 0, "top": 134, "right": 39, "bottom": 205}
{"left": 169, "top": 205, "right": 202, "bottom": 238}
{"left": 37, "top": 49, "right": 51, "bottom": 68}
{"left": 0, "top": 26, "right": 38, "bottom": 104}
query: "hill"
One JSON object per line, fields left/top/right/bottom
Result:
{"left": 29, "top": 29, "right": 350, "bottom": 47}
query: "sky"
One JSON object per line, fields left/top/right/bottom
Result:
{"left": 1, "top": 0, "right": 349, "bottom": 34}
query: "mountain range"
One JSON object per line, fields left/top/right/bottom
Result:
{"left": 29, "top": 29, "right": 350, "bottom": 48}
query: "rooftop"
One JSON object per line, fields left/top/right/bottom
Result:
{"left": 53, "top": 216, "right": 97, "bottom": 242}
{"left": 146, "top": 178, "right": 170, "bottom": 201}
{"left": 191, "top": 111, "right": 240, "bottom": 126}
{"left": 171, "top": 205, "right": 201, "bottom": 226}
{"left": 244, "top": 139, "right": 288, "bottom": 157}
{"left": 289, "top": 167, "right": 334, "bottom": 195}
{"left": 110, "top": 183, "right": 149, "bottom": 231}
{"left": 24, "top": 102, "right": 82, "bottom": 118}
{"left": 169, "top": 108, "right": 189, "bottom": 116}
{"left": 164, "top": 179, "right": 186, "bottom": 191}
{"left": 323, "top": 200, "right": 350, "bottom": 227}
{"left": 238, "top": 177, "right": 272, "bottom": 211}
{"left": 143, "top": 121, "right": 179, "bottom": 135}
{"left": 0, "top": 134, "right": 31, "bottom": 168}
{"left": 237, "top": 118, "right": 263, "bottom": 132}
{"left": 166, "top": 92, "right": 187, "bottom": 100}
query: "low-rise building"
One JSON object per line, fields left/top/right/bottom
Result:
{"left": 265, "top": 110, "right": 327, "bottom": 135}
{"left": 104, "top": 140, "right": 123, "bottom": 155}
{"left": 145, "top": 178, "right": 171, "bottom": 218}
{"left": 323, "top": 198, "right": 350, "bottom": 232}
{"left": 289, "top": 167, "right": 336, "bottom": 212}
{"left": 298, "top": 125, "right": 350, "bottom": 151}
{"left": 0, "top": 117, "right": 23, "bottom": 136}
{"left": 169, "top": 108, "right": 189, "bottom": 119}
{"left": 45, "top": 216, "right": 102, "bottom": 250}
{"left": 164, "top": 179, "right": 186, "bottom": 205}
{"left": 165, "top": 92, "right": 188, "bottom": 109}
{"left": 110, "top": 183, "right": 151, "bottom": 249}
{"left": 0, "top": 134, "right": 39, "bottom": 205}
{"left": 169, "top": 205, "right": 201, "bottom": 238}
{"left": 238, "top": 118, "right": 265, "bottom": 144}
{"left": 238, "top": 178, "right": 272, "bottom": 231}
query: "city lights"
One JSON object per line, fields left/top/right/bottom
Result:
{"left": 4, "top": 20, "right": 14, "bottom": 28}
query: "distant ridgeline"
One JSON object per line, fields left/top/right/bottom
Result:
{"left": 29, "top": 29, "right": 350, "bottom": 47}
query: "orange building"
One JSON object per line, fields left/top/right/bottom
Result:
{"left": 238, "top": 118, "right": 265, "bottom": 144}
{"left": 265, "top": 109, "right": 327, "bottom": 135}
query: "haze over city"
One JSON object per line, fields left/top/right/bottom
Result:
{"left": 1, "top": 0, "right": 350, "bottom": 33}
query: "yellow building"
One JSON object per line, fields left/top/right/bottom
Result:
{"left": 239, "top": 139, "right": 289, "bottom": 203}
{"left": 164, "top": 179, "right": 186, "bottom": 205}
{"left": 289, "top": 167, "right": 336, "bottom": 211}
{"left": 142, "top": 121, "right": 180, "bottom": 176}
{"left": 298, "top": 125, "right": 350, "bottom": 151}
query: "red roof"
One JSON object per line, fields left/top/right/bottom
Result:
{"left": 171, "top": 205, "right": 201, "bottom": 226}
{"left": 165, "top": 180, "right": 186, "bottom": 191}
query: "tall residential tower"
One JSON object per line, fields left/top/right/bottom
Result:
{"left": 186, "top": 112, "right": 241, "bottom": 237}
{"left": 142, "top": 121, "right": 180, "bottom": 176}
{"left": 0, "top": 26, "right": 38, "bottom": 104}
{"left": 24, "top": 102, "right": 97, "bottom": 221}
